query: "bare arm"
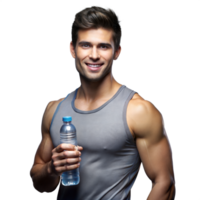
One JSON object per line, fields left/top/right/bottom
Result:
{"left": 127, "top": 98, "right": 175, "bottom": 200}
{"left": 30, "top": 136, "right": 60, "bottom": 193}
{"left": 30, "top": 101, "right": 60, "bottom": 192}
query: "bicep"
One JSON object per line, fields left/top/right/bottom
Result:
{"left": 33, "top": 101, "right": 56, "bottom": 165}
{"left": 132, "top": 101, "right": 174, "bottom": 184}
{"left": 136, "top": 136, "right": 173, "bottom": 183}
{"left": 33, "top": 133, "right": 54, "bottom": 165}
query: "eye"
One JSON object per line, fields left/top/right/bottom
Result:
{"left": 82, "top": 44, "right": 108, "bottom": 49}
{"left": 82, "top": 44, "right": 89, "bottom": 47}
{"left": 101, "top": 45, "right": 107, "bottom": 49}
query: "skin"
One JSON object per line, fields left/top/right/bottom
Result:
{"left": 70, "top": 28, "right": 122, "bottom": 103}
{"left": 30, "top": 28, "right": 175, "bottom": 199}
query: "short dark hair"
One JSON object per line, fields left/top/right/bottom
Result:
{"left": 72, "top": 6, "right": 121, "bottom": 51}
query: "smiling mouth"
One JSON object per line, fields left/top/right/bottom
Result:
{"left": 86, "top": 63, "right": 104, "bottom": 68}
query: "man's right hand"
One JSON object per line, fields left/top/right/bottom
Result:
{"left": 49, "top": 144, "right": 83, "bottom": 176}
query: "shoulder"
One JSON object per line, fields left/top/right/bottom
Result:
{"left": 46, "top": 97, "right": 65, "bottom": 128}
{"left": 127, "top": 93, "right": 156, "bottom": 120}
{"left": 46, "top": 98, "right": 65, "bottom": 114}
{"left": 127, "top": 93, "right": 163, "bottom": 139}
{"left": 51, "top": 96, "right": 65, "bottom": 106}
{"left": 45, "top": 98, "right": 65, "bottom": 117}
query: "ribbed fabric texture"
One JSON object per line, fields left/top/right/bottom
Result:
{"left": 50, "top": 85, "right": 141, "bottom": 200}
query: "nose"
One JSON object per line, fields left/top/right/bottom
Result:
{"left": 89, "top": 47, "right": 100, "bottom": 60}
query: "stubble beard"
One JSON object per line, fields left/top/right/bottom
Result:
{"left": 76, "top": 59, "right": 113, "bottom": 83}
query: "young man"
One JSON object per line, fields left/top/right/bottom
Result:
{"left": 30, "top": 6, "right": 175, "bottom": 200}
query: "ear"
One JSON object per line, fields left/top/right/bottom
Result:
{"left": 70, "top": 42, "right": 76, "bottom": 58}
{"left": 114, "top": 46, "right": 121, "bottom": 60}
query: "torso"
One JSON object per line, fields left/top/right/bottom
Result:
{"left": 49, "top": 85, "right": 144, "bottom": 139}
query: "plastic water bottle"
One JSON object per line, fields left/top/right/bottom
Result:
{"left": 60, "top": 116, "right": 80, "bottom": 186}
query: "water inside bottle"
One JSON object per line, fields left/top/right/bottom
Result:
{"left": 61, "top": 168, "right": 80, "bottom": 186}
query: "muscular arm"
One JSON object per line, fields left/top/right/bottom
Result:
{"left": 30, "top": 101, "right": 61, "bottom": 192}
{"left": 127, "top": 98, "right": 175, "bottom": 200}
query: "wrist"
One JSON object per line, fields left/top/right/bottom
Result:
{"left": 47, "top": 161, "right": 60, "bottom": 180}
{"left": 46, "top": 161, "right": 52, "bottom": 174}
{"left": 47, "top": 161, "right": 57, "bottom": 177}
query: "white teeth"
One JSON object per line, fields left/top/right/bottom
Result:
{"left": 88, "top": 64, "right": 101, "bottom": 68}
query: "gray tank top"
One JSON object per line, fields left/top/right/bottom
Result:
{"left": 50, "top": 85, "right": 141, "bottom": 200}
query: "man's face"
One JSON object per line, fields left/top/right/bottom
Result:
{"left": 70, "top": 28, "right": 121, "bottom": 82}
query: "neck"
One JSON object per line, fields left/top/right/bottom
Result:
{"left": 77, "top": 72, "right": 121, "bottom": 101}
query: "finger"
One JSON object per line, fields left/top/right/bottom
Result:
{"left": 74, "top": 146, "right": 78, "bottom": 151}
{"left": 52, "top": 144, "right": 76, "bottom": 153}
{"left": 73, "top": 146, "right": 83, "bottom": 151}
{"left": 54, "top": 157, "right": 81, "bottom": 167}
{"left": 65, "top": 163, "right": 80, "bottom": 171}
{"left": 67, "top": 157, "right": 81, "bottom": 165}
{"left": 59, "top": 143, "right": 77, "bottom": 152}
{"left": 77, "top": 146, "right": 83, "bottom": 151}
{"left": 63, "top": 150, "right": 81, "bottom": 158}
{"left": 56, "top": 161, "right": 80, "bottom": 174}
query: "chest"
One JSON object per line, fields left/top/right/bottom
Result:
{"left": 74, "top": 99, "right": 109, "bottom": 111}
{"left": 74, "top": 93, "right": 144, "bottom": 139}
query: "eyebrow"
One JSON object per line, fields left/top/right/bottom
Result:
{"left": 78, "top": 41, "right": 112, "bottom": 48}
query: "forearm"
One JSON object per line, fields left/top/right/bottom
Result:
{"left": 30, "top": 161, "right": 60, "bottom": 193}
{"left": 147, "top": 181, "right": 175, "bottom": 200}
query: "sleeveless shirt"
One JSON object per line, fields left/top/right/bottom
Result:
{"left": 50, "top": 85, "right": 141, "bottom": 200}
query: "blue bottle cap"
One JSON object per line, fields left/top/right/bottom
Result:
{"left": 62, "top": 116, "right": 72, "bottom": 122}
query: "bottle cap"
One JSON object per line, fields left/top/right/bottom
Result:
{"left": 62, "top": 116, "right": 72, "bottom": 122}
